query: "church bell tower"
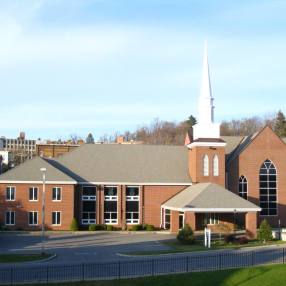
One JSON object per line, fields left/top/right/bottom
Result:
{"left": 187, "top": 43, "right": 226, "bottom": 187}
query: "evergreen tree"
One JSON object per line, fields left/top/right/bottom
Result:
{"left": 186, "top": 115, "right": 197, "bottom": 128}
{"left": 274, "top": 110, "right": 286, "bottom": 137}
{"left": 86, "top": 133, "right": 95, "bottom": 144}
{"left": 257, "top": 219, "right": 273, "bottom": 242}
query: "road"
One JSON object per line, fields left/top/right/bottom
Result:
{"left": 0, "top": 232, "right": 285, "bottom": 284}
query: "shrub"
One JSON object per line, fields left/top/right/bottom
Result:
{"left": 177, "top": 224, "right": 195, "bottom": 244}
{"left": 145, "top": 224, "right": 155, "bottom": 231}
{"left": 224, "top": 234, "right": 236, "bottom": 244}
{"left": 238, "top": 236, "right": 249, "bottom": 245}
{"left": 131, "top": 224, "right": 143, "bottom": 231}
{"left": 70, "top": 218, "right": 79, "bottom": 231}
{"left": 88, "top": 224, "right": 96, "bottom": 231}
{"left": 106, "top": 225, "right": 113, "bottom": 231}
{"left": 258, "top": 219, "right": 273, "bottom": 242}
{"left": 96, "top": 224, "right": 106, "bottom": 230}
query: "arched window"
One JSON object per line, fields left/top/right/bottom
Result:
{"left": 203, "top": 155, "right": 209, "bottom": 176}
{"left": 213, "top": 155, "right": 219, "bottom": 176}
{"left": 238, "top": 176, "right": 248, "bottom": 199}
{"left": 260, "top": 159, "right": 277, "bottom": 216}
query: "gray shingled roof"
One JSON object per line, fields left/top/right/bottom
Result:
{"left": 221, "top": 136, "right": 244, "bottom": 155}
{"left": 51, "top": 144, "right": 191, "bottom": 184}
{"left": 162, "top": 183, "right": 260, "bottom": 211}
{"left": 0, "top": 157, "right": 75, "bottom": 182}
{"left": 1, "top": 134, "right": 279, "bottom": 184}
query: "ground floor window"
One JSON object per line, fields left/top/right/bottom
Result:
{"left": 204, "top": 213, "right": 219, "bottom": 225}
{"left": 126, "top": 201, "right": 139, "bottom": 224}
{"left": 179, "top": 212, "right": 184, "bottom": 229}
{"left": 82, "top": 201, "right": 96, "bottom": 225}
{"left": 126, "top": 186, "right": 139, "bottom": 224}
{"left": 28, "top": 211, "right": 38, "bottom": 225}
{"left": 5, "top": 211, "right": 15, "bottom": 225}
{"left": 104, "top": 186, "right": 118, "bottom": 224}
{"left": 104, "top": 201, "right": 117, "bottom": 224}
{"left": 52, "top": 211, "right": 61, "bottom": 225}
{"left": 164, "top": 209, "right": 170, "bottom": 229}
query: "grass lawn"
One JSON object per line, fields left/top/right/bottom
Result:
{"left": 123, "top": 239, "right": 286, "bottom": 256}
{"left": 25, "top": 264, "right": 286, "bottom": 286}
{"left": 0, "top": 253, "right": 52, "bottom": 263}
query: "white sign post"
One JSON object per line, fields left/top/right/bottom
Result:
{"left": 204, "top": 228, "right": 211, "bottom": 248}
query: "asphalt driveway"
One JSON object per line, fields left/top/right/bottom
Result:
{"left": 0, "top": 231, "right": 175, "bottom": 264}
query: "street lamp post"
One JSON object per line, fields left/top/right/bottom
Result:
{"left": 40, "top": 167, "right": 47, "bottom": 254}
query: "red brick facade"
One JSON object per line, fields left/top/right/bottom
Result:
{"left": 0, "top": 183, "right": 75, "bottom": 230}
{"left": 189, "top": 145, "right": 225, "bottom": 187}
{"left": 227, "top": 126, "right": 286, "bottom": 227}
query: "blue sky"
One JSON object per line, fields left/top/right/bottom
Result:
{"left": 0, "top": 0, "right": 285, "bottom": 140}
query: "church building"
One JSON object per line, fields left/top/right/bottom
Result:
{"left": 1, "top": 46, "right": 285, "bottom": 238}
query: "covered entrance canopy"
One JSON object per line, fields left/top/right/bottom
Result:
{"left": 162, "top": 183, "right": 261, "bottom": 238}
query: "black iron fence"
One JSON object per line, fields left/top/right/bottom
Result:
{"left": 0, "top": 247, "right": 285, "bottom": 285}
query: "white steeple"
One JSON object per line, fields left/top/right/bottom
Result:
{"left": 198, "top": 42, "right": 214, "bottom": 124}
{"left": 192, "top": 42, "right": 221, "bottom": 141}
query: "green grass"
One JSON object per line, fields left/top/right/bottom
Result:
{"left": 123, "top": 239, "right": 286, "bottom": 256}
{"left": 25, "top": 264, "right": 286, "bottom": 286}
{"left": 0, "top": 253, "right": 52, "bottom": 263}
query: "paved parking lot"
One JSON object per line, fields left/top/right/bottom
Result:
{"left": 0, "top": 231, "right": 175, "bottom": 264}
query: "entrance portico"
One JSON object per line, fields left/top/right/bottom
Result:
{"left": 162, "top": 183, "right": 261, "bottom": 238}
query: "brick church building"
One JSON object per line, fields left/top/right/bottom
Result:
{"left": 0, "top": 47, "right": 285, "bottom": 238}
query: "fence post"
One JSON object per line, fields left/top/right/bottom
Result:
{"left": 251, "top": 251, "right": 254, "bottom": 266}
{"left": 283, "top": 248, "right": 285, "bottom": 264}
{"left": 46, "top": 266, "right": 49, "bottom": 283}
{"left": 82, "top": 263, "right": 85, "bottom": 281}
{"left": 152, "top": 259, "right": 155, "bottom": 276}
{"left": 186, "top": 256, "right": 189, "bottom": 272}
{"left": 118, "top": 261, "right": 121, "bottom": 279}
{"left": 10, "top": 267, "right": 13, "bottom": 286}
{"left": 219, "top": 253, "right": 222, "bottom": 270}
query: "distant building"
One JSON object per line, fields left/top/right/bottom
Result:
{"left": 0, "top": 151, "right": 13, "bottom": 165}
{"left": 0, "top": 132, "right": 36, "bottom": 164}
{"left": 115, "top": 136, "right": 142, "bottom": 145}
{"left": 36, "top": 143, "right": 81, "bottom": 158}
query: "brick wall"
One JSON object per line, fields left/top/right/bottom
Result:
{"left": 0, "top": 183, "right": 75, "bottom": 230}
{"left": 188, "top": 146, "right": 225, "bottom": 187}
{"left": 143, "top": 185, "right": 187, "bottom": 227}
{"left": 227, "top": 126, "right": 286, "bottom": 227}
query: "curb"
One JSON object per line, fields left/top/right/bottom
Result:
{"left": 117, "top": 243, "right": 286, "bottom": 258}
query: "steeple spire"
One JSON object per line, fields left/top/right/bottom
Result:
{"left": 191, "top": 42, "right": 221, "bottom": 141}
{"left": 198, "top": 41, "right": 214, "bottom": 124}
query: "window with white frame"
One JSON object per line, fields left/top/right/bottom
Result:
{"left": 213, "top": 155, "right": 219, "bottom": 176}
{"left": 82, "top": 186, "right": 96, "bottom": 201}
{"left": 203, "top": 155, "right": 209, "bottom": 176}
{"left": 82, "top": 201, "right": 96, "bottom": 225}
{"left": 29, "top": 187, "right": 38, "bottom": 201}
{"left": 6, "top": 186, "right": 15, "bottom": 201}
{"left": 5, "top": 211, "right": 15, "bottom": 225}
{"left": 28, "top": 211, "right": 38, "bottom": 225}
{"left": 52, "top": 212, "right": 61, "bottom": 225}
{"left": 164, "top": 209, "right": 170, "bottom": 229}
{"left": 238, "top": 176, "right": 248, "bottom": 199}
{"left": 126, "top": 186, "right": 139, "bottom": 224}
{"left": 260, "top": 159, "right": 277, "bottom": 216}
{"left": 104, "top": 186, "right": 118, "bottom": 224}
{"left": 52, "top": 187, "right": 61, "bottom": 201}
{"left": 204, "top": 213, "right": 219, "bottom": 225}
